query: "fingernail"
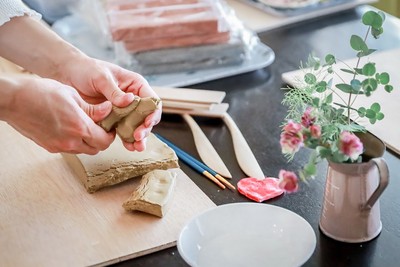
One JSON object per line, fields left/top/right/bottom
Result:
{"left": 145, "top": 121, "right": 155, "bottom": 128}
{"left": 135, "top": 131, "right": 146, "bottom": 141}
{"left": 116, "top": 92, "right": 134, "bottom": 107}
{"left": 124, "top": 92, "right": 135, "bottom": 102}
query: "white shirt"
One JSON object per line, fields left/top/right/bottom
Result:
{"left": 0, "top": 0, "right": 41, "bottom": 26}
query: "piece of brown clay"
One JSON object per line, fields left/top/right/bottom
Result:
{"left": 122, "top": 170, "right": 177, "bottom": 217}
{"left": 62, "top": 134, "right": 179, "bottom": 193}
{"left": 99, "top": 96, "right": 161, "bottom": 142}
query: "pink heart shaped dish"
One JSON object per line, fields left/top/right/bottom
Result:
{"left": 237, "top": 177, "right": 284, "bottom": 202}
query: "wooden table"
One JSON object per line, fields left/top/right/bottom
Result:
{"left": 114, "top": 5, "right": 400, "bottom": 267}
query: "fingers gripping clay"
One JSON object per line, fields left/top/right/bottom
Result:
{"left": 99, "top": 96, "right": 161, "bottom": 142}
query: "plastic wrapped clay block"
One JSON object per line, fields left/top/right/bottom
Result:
{"left": 122, "top": 170, "right": 177, "bottom": 217}
{"left": 123, "top": 30, "right": 230, "bottom": 53}
{"left": 105, "top": 0, "right": 204, "bottom": 11}
{"left": 107, "top": 4, "right": 221, "bottom": 41}
{"left": 134, "top": 36, "right": 246, "bottom": 74}
{"left": 62, "top": 134, "right": 179, "bottom": 193}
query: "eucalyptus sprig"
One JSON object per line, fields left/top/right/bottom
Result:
{"left": 301, "top": 10, "right": 392, "bottom": 125}
{"left": 279, "top": 10, "right": 395, "bottom": 183}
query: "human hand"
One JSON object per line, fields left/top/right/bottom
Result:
{"left": 59, "top": 57, "right": 162, "bottom": 152}
{"left": 1, "top": 76, "right": 115, "bottom": 154}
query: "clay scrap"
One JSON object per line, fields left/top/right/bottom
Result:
{"left": 237, "top": 177, "right": 284, "bottom": 202}
{"left": 123, "top": 170, "right": 177, "bottom": 217}
{"left": 99, "top": 96, "right": 160, "bottom": 142}
{"left": 62, "top": 134, "right": 179, "bottom": 193}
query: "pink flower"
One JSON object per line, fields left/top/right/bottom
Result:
{"left": 278, "top": 170, "right": 299, "bottom": 193}
{"left": 338, "top": 131, "right": 364, "bottom": 160}
{"left": 280, "top": 121, "right": 303, "bottom": 154}
{"left": 310, "top": 125, "right": 321, "bottom": 138}
{"left": 283, "top": 120, "right": 303, "bottom": 133}
{"left": 301, "top": 107, "right": 316, "bottom": 128}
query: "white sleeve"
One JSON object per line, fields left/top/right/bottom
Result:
{"left": 0, "top": 0, "right": 41, "bottom": 26}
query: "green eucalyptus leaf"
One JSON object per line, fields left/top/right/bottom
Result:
{"left": 350, "top": 35, "right": 368, "bottom": 52}
{"left": 316, "top": 81, "right": 327, "bottom": 93}
{"left": 351, "top": 79, "right": 362, "bottom": 92}
{"left": 335, "top": 83, "right": 364, "bottom": 94}
{"left": 333, "top": 102, "right": 358, "bottom": 112}
{"left": 362, "top": 10, "right": 383, "bottom": 28}
{"left": 333, "top": 102, "right": 348, "bottom": 108}
{"left": 376, "top": 112, "right": 385, "bottom": 120}
{"left": 365, "top": 109, "right": 376, "bottom": 118}
{"left": 362, "top": 63, "right": 376, "bottom": 76}
{"left": 384, "top": 84, "right": 394, "bottom": 93}
{"left": 357, "top": 49, "right": 377, "bottom": 57}
{"left": 340, "top": 68, "right": 356, "bottom": 75}
{"left": 358, "top": 107, "right": 366, "bottom": 117}
{"left": 325, "top": 54, "right": 336, "bottom": 65}
{"left": 326, "top": 93, "right": 333, "bottom": 104}
{"left": 370, "top": 103, "right": 381, "bottom": 112}
{"left": 304, "top": 163, "right": 317, "bottom": 176}
{"left": 335, "top": 83, "right": 353, "bottom": 93}
{"left": 378, "top": 72, "right": 390, "bottom": 84}
{"left": 337, "top": 108, "right": 345, "bottom": 115}
{"left": 312, "top": 97, "right": 320, "bottom": 107}
{"left": 332, "top": 151, "right": 347, "bottom": 163}
{"left": 338, "top": 123, "right": 366, "bottom": 132}
{"left": 327, "top": 66, "right": 333, "bottom": 74}
{"left": 317, "top": 147, "right": 331, "bottom": 158}
{"left": 354, "top": 68, "right": 363, "bottom": 74}
{"left": 304, "top": 73, "right": 317, "bottom": 84}
{"left": 371, "top": 27, "right": 384, "bottom": 39}
{"left": 350, "top": 123, "right": 366, "bottom": 132}
{"left": 369, "top": 117, "right": 377, "bottom": 124}
{"left": 362, "top": 78, "right": 378, "bottom": 92}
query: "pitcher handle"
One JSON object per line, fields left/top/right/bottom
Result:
{"left": 362, "top": 158, "right": 389, "bottom": 210}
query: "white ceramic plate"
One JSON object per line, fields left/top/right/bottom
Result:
{"left": 178, "top": 203, "right": 316, "bottom": 267}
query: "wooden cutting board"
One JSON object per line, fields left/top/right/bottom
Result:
{"left": 0, "top": 122, "right": 215, "bottom": 267}
{"left": 282, "top": 48, "right": 400, "bottom": 155}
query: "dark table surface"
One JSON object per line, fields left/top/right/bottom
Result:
{"left": 114, "top": 5, "right": 400, "bottom": 267}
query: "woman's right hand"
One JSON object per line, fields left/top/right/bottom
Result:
{"left": 0, "top": 75, "right": 115, "bottom": 154}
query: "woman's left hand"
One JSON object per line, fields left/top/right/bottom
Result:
{"left": 59, "top": 56, "right": 162, "bottom": 151}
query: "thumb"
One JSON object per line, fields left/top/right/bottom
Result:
{"left": 100, "top": 77, "right": 134, "bottom": 107}
{"left": 82, "top": 101, "right": 112, "bottom": 123}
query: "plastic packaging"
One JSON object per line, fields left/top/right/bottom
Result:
{"left": 107, "top": 3, "right": 227, "bottom": 42}
{"left": 70, "top": 0, "right": 263, "bottom": 75}
{"left": 106, "top": 0, "right": 206, "bottom": 11}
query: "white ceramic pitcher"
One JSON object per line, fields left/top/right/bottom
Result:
{"left": 319, "top": 132, "right": 389, "bottom": 243}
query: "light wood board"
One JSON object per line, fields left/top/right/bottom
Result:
{"left": 282, "top": 48, "right": 400, "bottom": 155}
{"left": 226, "top": 0, "right": 376, "bottom": 33}
{"left": 0, "top": 122, "right": 216, "bottom": 267}
{"left": 153, "top": 86, "right": 226, "bottom": 104}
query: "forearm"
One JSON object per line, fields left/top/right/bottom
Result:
{"left": 0, "top": 75, "right": 39, "bottom": 123}
{"left": 0, "top": 75, "right": 20, "bottom": 121}
{"left": 0, "top": 15, "right": 87, "bottom": 81}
